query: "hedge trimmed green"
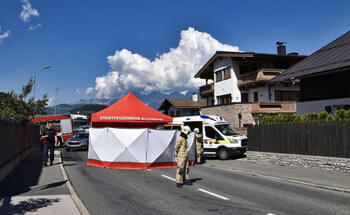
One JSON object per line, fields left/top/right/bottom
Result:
{"left": 261, "top": 109, "right": 350, "bottom": 125}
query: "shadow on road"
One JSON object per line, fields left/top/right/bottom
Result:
{"left": 190, "top": 178, "right": 202, "bottom": 184}
{"left": 0, "top": 196, "right": 61, "bottom": 215}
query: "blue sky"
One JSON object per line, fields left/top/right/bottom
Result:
{"left": 0, "top": 0, "right": 349, "bottom": 105}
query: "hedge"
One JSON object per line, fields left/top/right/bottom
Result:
{"left": 261, "top": 109, "right": 350, "bottom": 125}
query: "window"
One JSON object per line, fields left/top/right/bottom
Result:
{"left": 204, "top": 126, "right": 224, "bottom": 140}
{"left": 191, "top": 110, "right": 199, "bottom": 115}
{"left": 215, "top": 71, "right": 222, "bottom": 82}
{"left": 217, "top": 94, "right": 232, "bottom": 105}
{"left": 175, "top": 110, "right": 180, "bottom": 116}
{"left": 223, "top": 68, "right": 231, "bottom": 80}
{"left": 169, "top": 111, "right": 174, "bottom": 117}
{"left": 275, "top": 91, "right": 299, "bottom": 101}
{"left": 254, "top": 91, "right": 259, "bottom": 102}
{"left": 241, "top": 93, "right": 248, "bottom": 103}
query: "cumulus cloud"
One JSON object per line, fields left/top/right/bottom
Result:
{"left": 95, "top": 27, "right": 239, "bottom": 99}
{"left": 47, "top": 97, "right": 54, "bottom": 106}
{"left": 20, "top": 0, "right": 39, "bottom": 23}
{"left": 28, "top": 23, "right": 42, "bottom": 30}
{"left": 0, "top": 26, "right": 10, "bottom": 43}
{"left": 76, "top": 87, "right": 94, "bottom": 96}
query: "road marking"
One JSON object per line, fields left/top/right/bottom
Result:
{"left": 227, "top": 168, "right": 350, "bottom": 194}
{"left": 198, "top": 188, "right": 229, "bottom": 201}
{"left": 147, "top": 169, "right": 152, "bottom": 171}
{"left": 267, "top": 213, "right": 276, "bottom": 215}
{"left": 161, "top": 174, "right": 176, "bottom": 182}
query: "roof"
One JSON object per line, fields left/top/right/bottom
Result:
{"left": 194, "top": 51, "right": 305, "bottom": 79}
{"left": 158, "top": 98, "right": 207, "bottom": 110}
{"left": 274, "top": 31, "right": 350, "bottom": 81}
{"left": 91, "top": 92, "right": 172, "bottom": 125}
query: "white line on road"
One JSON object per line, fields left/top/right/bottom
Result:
{"left": 161, "top": 174, "right": 176, "bottom": 182}
{"left": 147, "top": 169, "right": 152, "bottom": 171}
{"left": 198, "top": 188, "right": 229, "bottom": 201}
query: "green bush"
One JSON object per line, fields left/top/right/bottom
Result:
{"left": 301, "top": 112, "right": 319, "bottom": 122}
{"left": 260, "top": 109, "right": 350, "bottom": 125}
{"left": 317, "top": 111, "right": 334, "bottom": 122}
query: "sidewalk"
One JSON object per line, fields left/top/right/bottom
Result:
{"left": 0, "top": 148, "right": 80, "bottom": 215}
{"left": 202, "top": 157, "right": 350, "bottom": 192}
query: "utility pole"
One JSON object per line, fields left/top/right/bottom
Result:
{"left": 32, "top": 66, "right": 51, "bottom": 118}
{"left": 54, "top": 88, "right": 59, "bottom": 115}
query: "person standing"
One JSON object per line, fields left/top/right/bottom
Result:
{"left": 194, "top": 128, "right": 203, "bottom": 164}
{"left": 41, "top": 123, "right": 57, "bottom": 166}
{"left": 175, "top": 126, "right": 192, "bottom": 188}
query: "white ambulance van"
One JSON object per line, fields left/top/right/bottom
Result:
{"left": 164, "top": 115, "right": 248, "bottom": 160}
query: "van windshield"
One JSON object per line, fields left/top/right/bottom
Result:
{"left": 215, "top": 124, "right": 239, "bottom": 136}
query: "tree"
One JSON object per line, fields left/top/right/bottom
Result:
{"left": 0, "top": 78, "right": 48, "bottom": 121}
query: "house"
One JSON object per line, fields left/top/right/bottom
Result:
{"left": 158, "top": 93, "right": 206, "bottom": 117}
{"left": 273, "top": 31, "right": 350, "bottom": 114}
{"left": 194, "top": 43, "right": 306, "bottom": 128}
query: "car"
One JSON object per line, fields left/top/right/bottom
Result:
{"left": 65, "top": 131, "right": 89, "bottom": 151}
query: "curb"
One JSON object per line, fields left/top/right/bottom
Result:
{"left": 224, "top": 168, "right": 350, "bottom": 194}
{"left": 58, "top": 150, "right": 90, "bottom": 215}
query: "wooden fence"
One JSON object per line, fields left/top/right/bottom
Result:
{"left": 248, "top": 122, "right": 350, "bottom": 158}
{"left": 0, "top": 120, "right": 39, "bottom": 168}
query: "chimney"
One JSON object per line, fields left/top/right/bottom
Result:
{"left": 192, "top": 93, "right": 198, "bottom": 102}
{"left": 276, "top": 41, "right": 286, "bottom": 55}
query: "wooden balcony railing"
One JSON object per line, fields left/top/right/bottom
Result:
{"left": 199, "top": 83, "right": 214, "bottom": 97}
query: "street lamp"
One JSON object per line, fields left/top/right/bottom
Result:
{"left": 33, "top": 66, "right": 51, "bottom": 102}
{"left": 54, "top": 88, "right": 59, "bottom": 114}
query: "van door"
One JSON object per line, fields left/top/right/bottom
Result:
{"left": 203, "top": 126, "right": 224, "bottom": 148}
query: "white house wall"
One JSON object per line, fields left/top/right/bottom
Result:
{"left": 297, "top": 97, "right": 350, "bottom": 115}
{"left": 213, "top": 58, "right": 241, "bottom": 104}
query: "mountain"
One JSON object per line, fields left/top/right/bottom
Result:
{"left": 46, "top": 90, "right": 196, "bottom": 115}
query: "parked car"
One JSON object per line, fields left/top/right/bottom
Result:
{"left": 65, "top": 131, "right": 89, "bottom": 151}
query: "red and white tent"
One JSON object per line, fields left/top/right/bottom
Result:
{"left": 91, "top": 92, "right": 173, "bottom": 128}
{"left": 87, "top": 128, "right": 196, "bottom": 169}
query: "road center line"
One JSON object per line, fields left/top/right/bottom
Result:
{"left": 198, "top": 188, "right": 229, "bottom": 200}
{"left": 161, "top": 174, "right": 176, "bottom": 182}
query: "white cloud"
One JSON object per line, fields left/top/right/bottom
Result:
{"left": 28, "top": 23, "right": 42, "bottom": 30}
{"left": 95, "top": 27, "right": 240, "bottom": 99}
{"left": 76, "top": 87, "right": 94, "bottom": 96}
{"left": 0, "top": 26, "right": 10, "bottom": 43}
{"left": 20, "top": 0, "right": 39, "bottom": 23}
{"left": 47, "top": 97, "right": 54, "bottom": 106}
{"left": 85, "top": 87, "right": 94, "bottom": 95}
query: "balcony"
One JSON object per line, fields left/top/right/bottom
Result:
{"left": 199, "top": 83, "right": 214, "bottom": 97}
{"left": 250, "top": 101, "right": 296, "bottom": 115}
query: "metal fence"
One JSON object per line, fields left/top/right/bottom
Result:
{"left": 248, "top": 122, "right": 350, "bottom": 158}
{"left": 0, "top": 120, "right": 40, "bottom": 168}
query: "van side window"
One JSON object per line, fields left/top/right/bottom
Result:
{"left": 204, "top": 126, "right": 224, "bottom": 140}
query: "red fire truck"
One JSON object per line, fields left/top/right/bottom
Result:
{"left": 32, "top": 115, "right": 74, "bottom": 147}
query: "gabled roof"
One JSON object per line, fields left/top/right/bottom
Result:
{"left": 158, "top": 98, "right": 207, "bottom": 110}
{"left": 91, "top": 92, "right": 172, "bottom": 124}
{"left": 194, "top": 51, "right": 305, "bottom": 79}
{"left": 274, "top": 31, "right": 350, "bottom": 81}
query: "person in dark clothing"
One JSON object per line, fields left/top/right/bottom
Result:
{"left": 41, "top": 123, "right": 57, "bottom": 166}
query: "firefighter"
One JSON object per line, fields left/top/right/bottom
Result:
{"left": 175, "top": 125, "right": 192, "bottom": 188}
{"left": 194, "top": 128, "right": 203, "bottom": 164}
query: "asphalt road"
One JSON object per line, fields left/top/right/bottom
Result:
{"left": 62, "top": 150, "right": 350, "bottom": 215}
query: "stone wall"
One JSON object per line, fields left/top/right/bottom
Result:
{"left": 200, "top": 104, "right": 254, "bottom": 129}
{"left": 245, "top": 151, "right": 350, "bottom": 174}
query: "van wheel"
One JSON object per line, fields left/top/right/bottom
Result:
{"left": 218, "top": 148, "right": 230, "bottom": 160}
